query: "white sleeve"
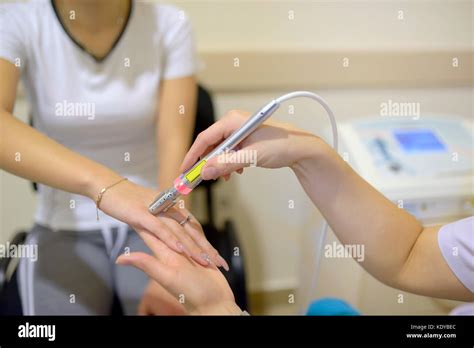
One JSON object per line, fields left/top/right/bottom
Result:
{"left": 161, "top": 9, "right": 198, "bottom": 80}
{"left": 438, "top": 216, "right": 474, "bottom": 293}
{"left": 0, "top": 4, "right": 29, "bottom": 71}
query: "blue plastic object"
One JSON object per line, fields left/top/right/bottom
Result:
{"left": 306, "top": 297, "right": 360, "bottom": 316}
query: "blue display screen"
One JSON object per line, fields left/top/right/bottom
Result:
{"left": 393, "top": 129, "right": 446, "bottom": 152}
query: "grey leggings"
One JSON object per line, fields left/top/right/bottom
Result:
{"left": 17, "top": 223, "right": 150, "bottom": 315}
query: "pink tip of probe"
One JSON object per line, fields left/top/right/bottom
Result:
{"left": 174, "top": 176, "right": 192, "bottom": 195}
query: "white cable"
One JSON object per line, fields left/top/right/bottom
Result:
{"left": 274, "top": 91, "right": 338, "bottom": 314}
{"left": 275, "top": 91, "right": 338, "bottom": 150}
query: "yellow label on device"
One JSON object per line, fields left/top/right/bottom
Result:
{"left": 185, "top": 160, "right": 206, "bottom": 182}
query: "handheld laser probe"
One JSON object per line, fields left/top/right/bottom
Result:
{"left": 149, "top": 91, "right": 338, "bottom": 215}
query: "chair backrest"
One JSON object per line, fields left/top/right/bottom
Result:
{"left": 192, "top": 85, "right": 217, "bottom": 192}
{"left": 193, "top": 84, "right": 216, "bottom": 141}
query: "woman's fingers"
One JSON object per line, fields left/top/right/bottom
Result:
{"left": 179, "top": 215, "right": 229, "bottom": 271}
{"left": 141, "top": 207, "right": 227, "bottom": 270}
{"left": 138, "top": 230, "right": 171, "bottom": 260}
{"left": 161, "top": 209, "right": 227, "bottom": 270}
{"left": 185, "top": 229, "right": 229, "bottom": 271}
{"left": 116, "top": 252, "right": 176, "bottom": 294}
{"left": 159, "top": 216, "right": 210, "bottom": 267}
{"left": 178, "top": 213, "right": 229, "bottom": 271}
{"left": 141, "top": 216, "right": 183, "bottom": 255}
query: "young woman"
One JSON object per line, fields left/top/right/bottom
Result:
{"left": 117, "top": 110, "right": 473, "bottom": 315}
{"left": 0, "top": 0, "right": 227, "bottom": 315}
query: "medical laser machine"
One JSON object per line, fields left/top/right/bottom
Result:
{"left": 337, "top": 117, "right": 474, "bottom": 224}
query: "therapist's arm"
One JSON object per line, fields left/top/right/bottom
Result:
{"left": 0, "top": 59, "right": 215, "bottom": 264}
{"left": 181, "top": 111, "right": 473, "bottom": 302}
{"left": 292, "top": 138, "right": 472, "bottom": 301}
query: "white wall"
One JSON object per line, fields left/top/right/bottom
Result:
{"left": 169, "top": 0, "right": 472, "bottom": 51}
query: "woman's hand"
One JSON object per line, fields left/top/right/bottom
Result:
{"left": 180, "top": 110, "right": 320, "bottom": 181}
{"left": 117, "top": 231, "right": 242, "bottom": 315}
{"left": 95, "top": 177, "right": 229, "bottom": 269}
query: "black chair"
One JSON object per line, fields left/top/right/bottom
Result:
{"left": 0, "top": 85, "right": 248, "bottom": 315}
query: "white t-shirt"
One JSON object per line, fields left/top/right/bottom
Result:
{"left": 0, "top": 0, "right": 197, "bottom": 230}
{"left": 438, "top": 216, "right": 474, "bottom": 293}
{"left": 438, "top": 216, "right": 474, "bottom": 314}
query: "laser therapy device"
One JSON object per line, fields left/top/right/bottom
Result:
{"left": 148, "top": 91, "right": 339, "bottom": 306}
{"left": 337, "top": 117, "right": 474, "bottom": 224}
{"left": 148, "top": 91, "right": 338, "bottom": 214}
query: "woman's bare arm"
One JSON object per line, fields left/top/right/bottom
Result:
{"left": 0, "top": 58, "right": 119, "bottom": 199}
{"left": 0, "top": 59, "right": 221, "bottom": 265}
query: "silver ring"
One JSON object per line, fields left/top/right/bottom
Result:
{"left": 179, "top": 214, "right": 191, "bottom": 226}
{"left": 202, "top": 253, "right": 211, "bottom": 264}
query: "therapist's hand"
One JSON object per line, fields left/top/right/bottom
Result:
{"left": 180, "top": 110, "right": 320, "bottom": 180}
{"left": 117, "top": 231, "right": 242, "bottom": 315}
{"left": 96, "top": 179, "right": 228, "bottom": 269}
